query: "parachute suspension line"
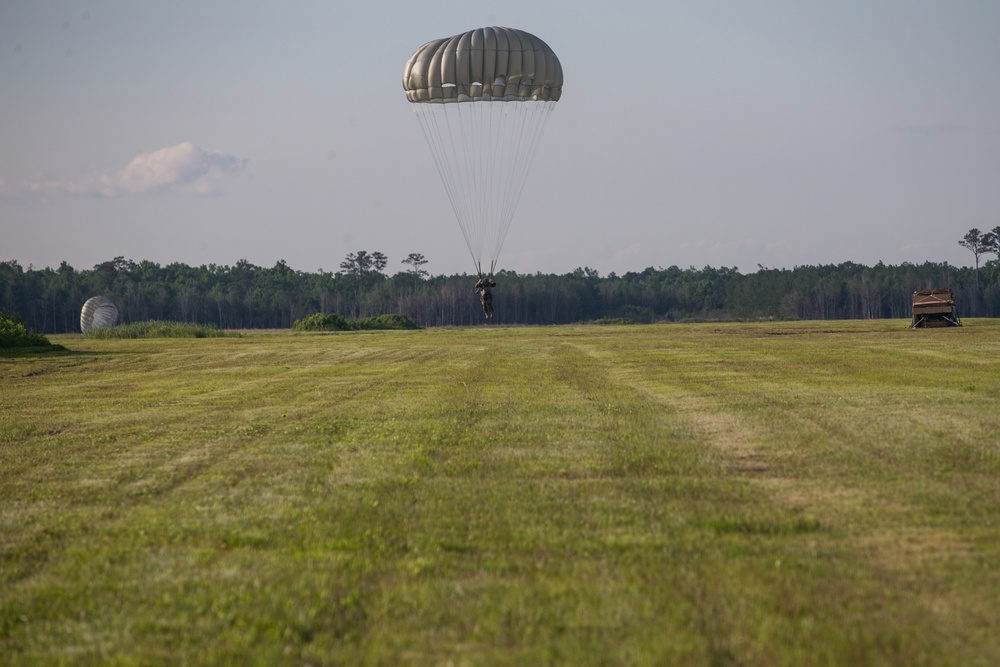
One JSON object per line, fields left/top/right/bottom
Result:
{"left": 467, "top": 100, "right": 489, "bottom": 273}
{"left": 492, "top": 102, "right": 530, "bottom": 269}
{"left": 412, "top": 103, "right": 482, "bottom": 274}
{"left": 490, "top": 100, "right": 557, "bottom": 272}
{"left": 477, "top": 102, "right": 489, "bottom": 278}
{"left": 458, "top": 102, "right": 483, "bottom": 260}
{"left": 413, "top": 106, "right": 460, "bottom": 238}
{"left": 412, "top": 99, "right": 557, "bottom": 277}
{"left": 491, "top": 103, "right": 524, "bottom": 265}
{"left": 486, "top": 101, "right": 515, "bottom": 274}
{"left": 451, "top": 102, "right": 485, "bottom": 266}
{"left": 481, "top": 100, "right": 498, "bottom": 273}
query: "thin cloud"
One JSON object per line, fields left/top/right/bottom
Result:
{"left": 7, "top": 141, "right": 248, "bottom": 199}
{"left": 115, "top": 142, "right": 246, "bottom": 195}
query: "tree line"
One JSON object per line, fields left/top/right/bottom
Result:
{"left": 3, "top": 236, "right": 1000, "bottom": 334}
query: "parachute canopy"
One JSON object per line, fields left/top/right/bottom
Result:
{"left": 403, "top": 26, "right": 563, "bottom": 104}
{"left": 80, "top": 296, "right": 118, "bottom": 333}
{"left": 403, "top": 27, "right": 562, "bottom": 276}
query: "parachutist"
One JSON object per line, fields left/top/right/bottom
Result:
{"left": 475, "top": 277, "right": 496, "bottom": 319}
{"left": 404, "top": 28, "right": 561, "bottom": 294}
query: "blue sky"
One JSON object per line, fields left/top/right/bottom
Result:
{"left": 2, "top": 1, "right": 998, "bottom": 276}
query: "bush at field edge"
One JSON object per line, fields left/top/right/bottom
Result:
{"left": 0, "top": 311, "right": 65, "bottom": 350}
{"left": 293, "top": 313, "right": 422, "bottom": 332}
{"left": 85, "top": 320, "right": 236, "bottom": 339}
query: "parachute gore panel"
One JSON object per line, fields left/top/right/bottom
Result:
{"left": 403, "top": 27, "right": 563, "bottom": 103}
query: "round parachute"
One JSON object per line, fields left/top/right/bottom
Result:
{"left": 402, "top": 27, "right": 562, "bottom": 104}
{"left": 80, "top": 296, "right": 118, "bottom": 333}
{"left": 403, "top": 27, "right": 562, "bottom": 276}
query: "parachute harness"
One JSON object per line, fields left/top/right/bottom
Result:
{"left": 473, "top": 260, "right": 497, "bottom": 281}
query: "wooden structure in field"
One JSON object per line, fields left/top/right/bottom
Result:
{"left": 910, "top": 288, "right": 961, "bottom": 328}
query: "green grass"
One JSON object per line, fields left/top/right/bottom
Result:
{"left": 2, "top": 320, "right": 999, "bottom": 665}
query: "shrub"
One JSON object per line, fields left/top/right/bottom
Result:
{"left": 0, "top": 311, "right": 65, "bottom": 349}
{"left": 292, "top": 313, "right": 350, "bottom": 332}
{"left": 354, "top": 314, "right": 422, "bottom": 330}
{"left": 619, "top": 304, "right": 655, "bottom": 324}
{"left": 85, "top": 321, "right": 235, "bottom": 339}
{"left": 292, "top": 313, "right": 422, "bottom": 332}
{"left": 591, "top": 318, "right": 636, "bottom": 325}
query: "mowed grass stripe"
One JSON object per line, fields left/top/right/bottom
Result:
{"left": 2, "top": 322, "right": 999, "bottom": 665}
{"left": 584, "top": 322, "right": 1000, "bottom": 664}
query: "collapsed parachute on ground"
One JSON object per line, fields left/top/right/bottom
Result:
{"left": 403, "top": 26, "right": 563, "bottom": 276}
{"left": 80, "top": 296, "right": 118, "bottom": 333}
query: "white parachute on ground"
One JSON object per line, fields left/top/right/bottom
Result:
{"left": 403, "top": 26, "right": 563, "bottom": 276}
{"left": 80, "top": 296, "right": 119, "bottom": 333}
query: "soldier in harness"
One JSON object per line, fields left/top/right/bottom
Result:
{"left": 475, "top": 276, "right": 496, "bottom": 319}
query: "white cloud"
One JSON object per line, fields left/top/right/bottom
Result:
{"left": 114, "top": 141, "right": 246, "bottom": 195}
{"left": 9, "top": 142, "right": 247, "bottom": 199}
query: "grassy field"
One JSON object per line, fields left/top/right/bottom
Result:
{"left": 2, "top": 320, "right": 999, "bottom": 665}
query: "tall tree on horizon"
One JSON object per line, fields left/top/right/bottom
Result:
{"left": 959, "top": 228, "right": 990, "bottom": 288}
{"left": 401, "top": 253, "right": 429, "bottom": 279}
{"left": 984, "top": 226, "right": 1000, "bottom": 258}
{"left": 339, "top": 251, "right": 388, "bottom": 278}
